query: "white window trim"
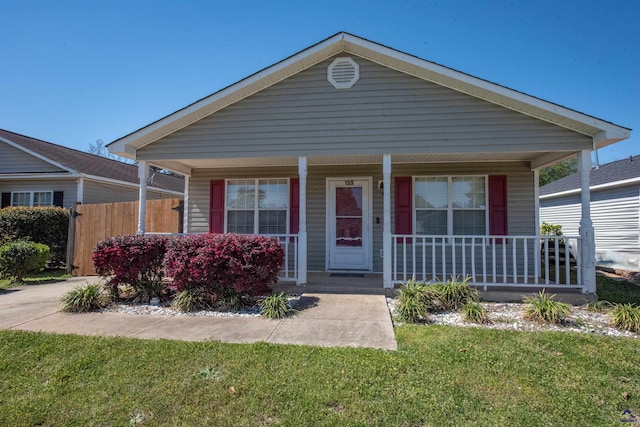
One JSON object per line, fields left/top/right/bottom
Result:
{"left": 412, "top": 175, "right": 489, "bottom": 239}
{"left": 224, "top": 178, "right": 290, "bottom": 235}
{"left": 11, "top": 190, "right": 54, "bottom": 207}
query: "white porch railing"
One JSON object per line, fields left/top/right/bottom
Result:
{"left": 147, "top": 232, "right": 299, "bottom": 283}
{"left": 392, "top": 234, "right": 583, "bottom": 290}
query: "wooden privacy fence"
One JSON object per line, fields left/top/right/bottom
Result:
{"left": 70, "top": 198, "right": 182, "bottom": 276}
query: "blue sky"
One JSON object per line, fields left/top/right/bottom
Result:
{"left": 1, "top": 0, "right": 638, "bottom": 165}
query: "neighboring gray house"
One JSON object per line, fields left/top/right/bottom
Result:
{"left": 0, "top": 129, "right": 184, "bottom": 209}
{"left": 108, "top": 32, "right": 631, "bottom": 294}
{"left": 540, "top": 156, "right": 640, "bottom": 272}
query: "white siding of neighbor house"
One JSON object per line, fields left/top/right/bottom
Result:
{"left": 541, "top": 185, "right": 640, "bottom": 271}
{"left": 0, "top": 142, "right": 66, "bottom": 173}
{"left": 82, "top": 180, "right": 172, "bottom": 205}
{"left": 0, "top": 179, "right": 77, "bottom": 209}
{"left": 136, "top": 55, "right": 591, "bottom": 162}
{"left": 188, "top": 162, "right": 534, "bottom": 273}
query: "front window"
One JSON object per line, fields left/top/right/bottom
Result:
{"left": 414, "top": 176, "right": 486, "bottom": 235}
{"left": 226, "top": 178, "right": 288, "bottom": 234}
{"left": 11, "top": 191, "right": 53, "bottom": 207}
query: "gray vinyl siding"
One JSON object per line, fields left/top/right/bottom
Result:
{"left": 0, "top": 142, "right": 65, "bottom": 173}
{"left": 138, "top": 56, "right": 590, "bottom": 161}
{"left": 541, "top": 184, "right": 640, "bottom": 271}
{"left": 188, "top": 162, "right": 534, "bottom": 274}
{"left": 82, "top": 180, "right": 172, "bottom": 205}
{"left": 0, "top": 179, "right": 77, "bottom": 209}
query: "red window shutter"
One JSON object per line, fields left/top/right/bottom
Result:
{"left": 395, "top": 177, "right": 412, "bottom": 235}
{"left": 289, "top": 178, "right": 299, "bottom": 235}
{"left": 488, "top": 175, "right": 507, "bottom": 241}
{"left": 209, "top": 180, "right": 225, "bottom": 233}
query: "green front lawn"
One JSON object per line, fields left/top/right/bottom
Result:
{"left": 1, "top": 327, "right": 638, "bottom": 426}
{"left": 0, "top": 269, "right": 70, "bottom": 289}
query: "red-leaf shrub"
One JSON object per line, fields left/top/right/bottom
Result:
{"left": 164, "top": 233, "right": 284, "bottom": 297}
{"left": 92, "top": 234, "right": 168, "bottom": 298}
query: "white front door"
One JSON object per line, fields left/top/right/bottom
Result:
{"left": 327, "top": 178, "right": 372, "bottom": 270}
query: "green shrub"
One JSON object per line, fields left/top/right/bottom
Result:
{"left": 216, "top": 287, "right": 249, "bottom": 310}
{"left": 462, "top": 301, "right": 490, "bottom": 324}
{"left": 430, "top": 276, "right": 478, "bottom": 311}
{"left": 0, "top": 207, "right": 69, "bottom": 266}
{"left": 395, "top": 278, "right": 432, "bottom": 323}
{"left": 609, "top": 304, "right": 640, "bottom": 333}
{"left": 523, "top": 291, "right": 572, "bottom": 324}
{"left": 60, "top": 283, "right": 110, "bottom": 312}
{"left": 172, "top": 288, "right": 209, "bottom": 312}
{"left": 0, "top": 240, "right": 50, "bottom": 283}
{"left": 260, "top": 293, "right": 295, "bottom": 319}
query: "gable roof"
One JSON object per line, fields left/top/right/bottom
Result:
{"left": 540, "top": 155, "right": 640, "bottom": 197}
{"left": 0, "top": 129, "right": 184, "bottom": 193}
{"left": 109, "top": 31, "right": 630, "bottom": 159}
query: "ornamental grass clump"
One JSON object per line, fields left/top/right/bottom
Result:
{"left": 172, "top": 288, "right": 209, "bottom": 312}
{"left": 523, "top": 290, "right": 572, "bottom": 324}
{"left": 609, "top": 304, "right": 640, "bottom": 333}
{"left": 395, "top": 278, "right": 432, "bottom": 323}
{"left": 430, "top": 276, "right": 478, "bottom": 311}
{"left": 462, "top": 301, "right": 490, "bottom": 324}
{"left": 60, "top": 282, "right": 110, "bottom": 312}
{"left": 260, "top": 292, "right": 295, "bottom": 319}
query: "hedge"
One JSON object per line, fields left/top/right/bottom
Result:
{"left": 0, "top": 207, "right": 69, "bottom": 266}
{"left": 0, "top": 240, "right": 50, "bottom": 283}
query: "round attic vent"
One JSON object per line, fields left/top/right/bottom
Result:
{"left": 327, "top": 57, "right": 359, "bottom": 89}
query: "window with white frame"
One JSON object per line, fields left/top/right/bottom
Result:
{"left": 226, "top": 178, "right": 288, "bottom": 235}
{"left": 11, "top": 191, "right": 53, "bottom": 207}
{"left": 414, "top": 176, "right": 487, "bottom": 236}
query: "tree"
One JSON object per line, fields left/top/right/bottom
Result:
{"left": 88, "top": 139, "right": 134, "bottom": 164}
{"left": 539, "top": 158, "right": 578, "bottom": 187}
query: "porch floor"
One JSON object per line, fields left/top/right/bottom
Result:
{"left": 274, "top": 273, "right": 594, "bottom": 304}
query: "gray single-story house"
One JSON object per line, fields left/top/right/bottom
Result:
{"left": 108, "top": 32, "right": 631, "bottom": 294}
{"left": 0, "top": 129, "right": 184, "bottom": 209}
{"left": 540, "top": 155, "right": 640, "bottom": 272}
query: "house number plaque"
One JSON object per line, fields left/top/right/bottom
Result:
{"left": 344, "top": 180, "right": 354, "bottom": 185}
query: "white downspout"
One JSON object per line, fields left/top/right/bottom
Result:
{"left": 533, "top": 168, "right": 540, "bottom": 281}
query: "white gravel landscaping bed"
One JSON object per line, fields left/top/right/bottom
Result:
{"left": 386, "top": 298, "right": 639, "bottom": 338}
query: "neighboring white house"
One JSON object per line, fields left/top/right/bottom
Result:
{"left": 540, "top": 156, "right": 640, "bottom": 272}
{"left": 108, "top": 32, "right": 631, "bottom": 293}
{"left": 0, "top": 129, "right": 184, "bottom": 209}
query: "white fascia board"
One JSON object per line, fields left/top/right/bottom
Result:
{"left": 341, "top": 34, "right": 631, "bottom": 140}
{"left": 109, "top": 34, "right": 347, "bottom": 155}
{"left": 540, "top": 177, "right": 640, "bottom": 199}
{"left": 81, "top": 174, "right": 184, "bottom": 196}
{"left": 0, "top": 173, "right": 77, "bottom": 180}
{"left": 0, "top": 136, "right": 80, "bottom": 174}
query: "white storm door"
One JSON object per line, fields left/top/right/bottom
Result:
{"left": 327, "top": 178, "right": 372, "bottom": 270}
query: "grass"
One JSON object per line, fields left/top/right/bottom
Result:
{"left": 1, "top": 328, "right": 639, "bottom": 426}
{"left": 60, "top": 282, "right": 110, "bottom": 312}
{"left": 0, "top": 268, "right": 70, "bottom": 289}
{"left": 523, "top": 291, "right": 572, "bottom": 325}
{"left": 610, "top": 304, "right": 640, "bottom": 333}
{"left": 260, "top": 292, "right": 295, "bottom": 319}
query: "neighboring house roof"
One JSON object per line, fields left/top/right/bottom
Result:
{"left": 540, "top": 155, "right": 640, "bottom": 197}
{"left": 109, "top": 31, "right": 630, "bottom": 159}
{"left": 0, "top": 129, "right": 184, "bottom": 193}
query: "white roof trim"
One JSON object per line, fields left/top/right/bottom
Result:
{"left": 110, "top": 32, "right": 631, "bottom": 156}
{"left": 0, "top": 135, "right": 80, "bottom": 175}
{"left": 0, "top": 173, "right": 77, "bottom": 180}
{"left": 540, "top": 176, "right": 640, "bottom": 199}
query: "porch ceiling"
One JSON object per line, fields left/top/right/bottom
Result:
{"left": 152, "top": 151, "right": 571, "bottom": 174}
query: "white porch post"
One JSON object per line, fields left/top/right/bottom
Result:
{"left": 533, "top": 168, "right": 541, "bottom": 279}
{"left": 297, "top": 156, "right": 307, "bottom": 285}
{"left": 136, "top": 160, "right": 148, "bottom": 235}
{"left": 76, "top": 178, "right": 84, "bottom": 204}
{"left": 383, "top": 154, "right": 393, "bottom": 289}
{"left": 578, "top": 150, "right": 596, "bottom": 294}
{"left": 182, "top": 175, "right": 190, "bottom": 233}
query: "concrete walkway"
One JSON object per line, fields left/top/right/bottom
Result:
{"left": 0, "top": 277, "right": 397, "bottom": 350}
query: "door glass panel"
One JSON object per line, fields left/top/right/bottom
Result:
{"left": 335, "top": 186, "right": 363, "bottom": 247}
